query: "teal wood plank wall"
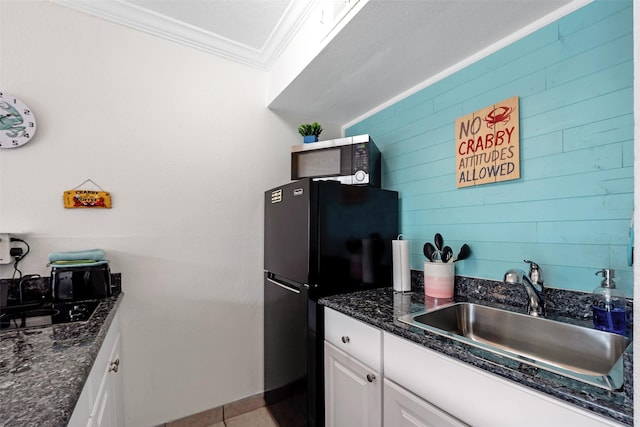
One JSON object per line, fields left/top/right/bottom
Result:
{"left": 346, "top": 0, "right": 634, "bottom": 296}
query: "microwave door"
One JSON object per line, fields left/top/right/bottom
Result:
{"left": 264, "top": 180, "right": 313, "bottom": 285}
{"left": 292, "top": 147, "right": 343, "bottom": 181}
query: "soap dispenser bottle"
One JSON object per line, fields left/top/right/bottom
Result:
{"left": 592, "top": 268, "right": 626, "bottom": 335}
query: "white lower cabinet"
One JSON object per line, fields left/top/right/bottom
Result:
{"left": 68, "top": 311, "right": 123, "bottom": 427}
{"left": 324, "top": 308, "right": 625, "bottom": 427}
{"left": 324, "top": 341, "right": 382, "bottom": 427}
{"left": 324, "top": 308, "right": 382, "bottom": 427}
{"left": 88, "top": 327, "right": 123, "bottom": 427}
{"left": 383, "top": 379, "right": 468, "bottom": 427}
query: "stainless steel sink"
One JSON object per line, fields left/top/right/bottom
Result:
{"left": 398, "top": 302, "right": 631, "bottom": 390}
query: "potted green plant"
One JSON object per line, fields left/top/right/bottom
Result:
{"left": 298, "top": 122, "right": 323, "bottom": 143}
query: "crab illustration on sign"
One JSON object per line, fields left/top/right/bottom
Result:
{"left": 484, "top": 105, "right": 513, "bottom": 129}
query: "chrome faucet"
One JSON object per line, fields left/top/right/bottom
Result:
{"left": 504, "top": 260, "right": 545, "bottom": 316}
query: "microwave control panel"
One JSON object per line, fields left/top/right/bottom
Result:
{"left": 353, "top": 143, "right": 369, "bottom": 173}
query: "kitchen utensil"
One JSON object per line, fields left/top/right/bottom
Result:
{"left": 434, "top": 233, "right": 443, "bottom": 251}
{"left": 442, "top": 246, "right": 453, "bottom": 263}
{"left": 423, "top": 242, "right": 436, "bottom": 261}
{"left": 455, "top": 244, "right": 471, "bottom": 262}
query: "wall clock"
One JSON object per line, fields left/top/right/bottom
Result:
{"left": 0, "top": 92, "right": 37, "bottom": 148}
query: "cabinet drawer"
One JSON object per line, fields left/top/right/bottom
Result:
{"left": 325, "top": 308, "right": 381, "bottom": 371}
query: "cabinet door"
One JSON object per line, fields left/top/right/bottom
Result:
{"left": 69, "top": 311, "right": 123, "bottom": 427}
{"left": 324, "top": 341, "right": 381, "bottom": 427}
{"left": 90, "top": 329, "right": 123, "bottom": 427}
{"left": 384, "top": 379, "right": 468, "bottom": 427}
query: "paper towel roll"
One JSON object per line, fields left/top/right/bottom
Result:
{"left": 392, "top": 237, "right": 411, "bottom": 292}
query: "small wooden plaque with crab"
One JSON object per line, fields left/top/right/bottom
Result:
{"left": 63, "top": 190, "right": 112, "bottom": 209}
{"left": 455, "top": 96, "right": 520, "bottom": 188}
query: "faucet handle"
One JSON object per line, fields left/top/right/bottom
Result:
{"left": 523, "top": 260, "right": 543, "bottom": 285}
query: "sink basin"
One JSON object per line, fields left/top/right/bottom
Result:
{"left": 398, "top": 302, "right": 631, "bottom": 390}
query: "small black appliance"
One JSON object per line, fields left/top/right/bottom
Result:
{"left": 51, "top": 264, "right": 112, "bottom": 301}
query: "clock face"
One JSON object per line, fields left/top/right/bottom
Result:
{"left": 0, "top": 93, "right": 37, "bottom": 149}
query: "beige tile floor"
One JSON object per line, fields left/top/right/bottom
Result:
{"left": 205, "top": 407, "right": 279, "bottom": 427}
{"left": 164, "top": 393, "right": 292, "bottom": 427}
{"left": 226, "top": 407, "right": 279, "bottom": 426}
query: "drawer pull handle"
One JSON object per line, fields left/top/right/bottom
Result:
{"left": 341, "top": 336, "right": 350, "bottom": 343}
{"left": 366, "top": 374, "right": 376, "bottom": 383}
{"left": 109, "top": 358, "right": 120, "bottom": 373}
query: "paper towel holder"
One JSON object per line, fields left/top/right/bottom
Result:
{"left": 393, "top": 235, "right": 411, "bottom": 293}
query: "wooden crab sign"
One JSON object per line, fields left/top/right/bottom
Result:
{"left": 455, "top": 96, "right": 520, "bottom": 188}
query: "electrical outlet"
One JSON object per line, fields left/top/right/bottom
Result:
{"left": 0, "top": 234, "right": 11, "bottom": 264}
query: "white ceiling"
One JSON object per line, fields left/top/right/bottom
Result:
{"left": 127, "top": 0, "right": 292, "bottom": 50}
{"left": 52, "top": 0, "right": 584, "bottom": 126}
{"left": 270, "top": 0, "right": 583, "bottom": 125}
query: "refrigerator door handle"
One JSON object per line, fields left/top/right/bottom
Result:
{"left": 266, "top": 276, "right": 302, "bottom": 294}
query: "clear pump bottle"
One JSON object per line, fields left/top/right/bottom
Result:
{"left": 592, "top": 268, "right": 626, "bottom": 335}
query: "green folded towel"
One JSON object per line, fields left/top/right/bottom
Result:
{"left": 49, "top": 259, "right": 109, "bottom": 268}
{"left": 48, "top": 249, "right": 105, "bottom": 263}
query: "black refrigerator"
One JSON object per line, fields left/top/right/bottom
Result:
{"left": 263, "top": 178, "right": 398, "bottom": 427}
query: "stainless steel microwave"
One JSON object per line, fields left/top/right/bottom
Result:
{"left": 290, "top": 134, "right": 381, "bottom": 187}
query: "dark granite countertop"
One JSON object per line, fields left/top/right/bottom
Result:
{"left": 319, "top": 277, "right": 633, "bottom": 426}
{"left": 0, "top": 293, "right": 123, "bottom": 427}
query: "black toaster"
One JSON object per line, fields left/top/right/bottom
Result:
{"left": 51, "top": 264, "right": 112, "bottom": 301}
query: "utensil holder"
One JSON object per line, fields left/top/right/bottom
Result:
{"left": 424, "top": 261, "right": 455, "bottom": 299}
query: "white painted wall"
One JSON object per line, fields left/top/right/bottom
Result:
{"left": 0, "top": 1, "right": 297, "bottom": 425}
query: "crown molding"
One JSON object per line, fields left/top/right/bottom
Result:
{"left": 50, "top": 0, "right": 315, "bottom": 70}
